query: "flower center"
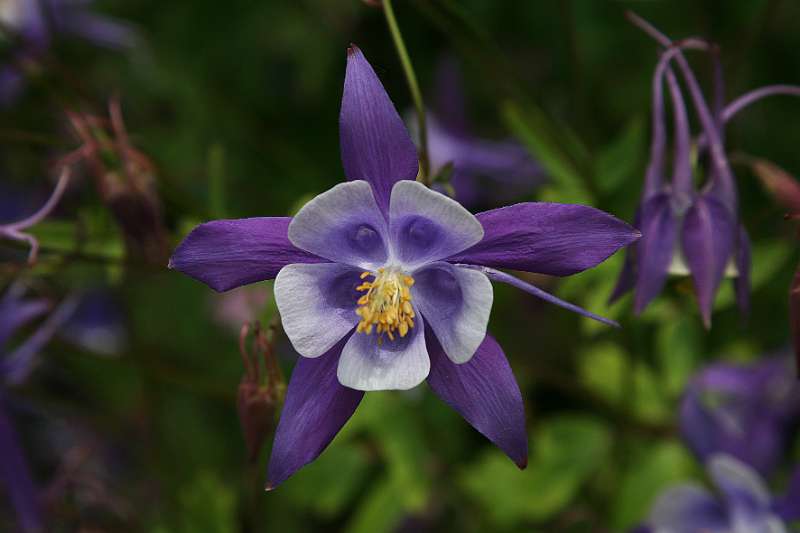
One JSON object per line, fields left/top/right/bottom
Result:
{"left": 355, "top": 267, "right": 415, "bottom": 341}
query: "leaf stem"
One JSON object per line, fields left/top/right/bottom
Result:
{"left": 382, "top": 0, "right": 431, "bottom": 185}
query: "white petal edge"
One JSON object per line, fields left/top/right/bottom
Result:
{"left": 708, "top": 454, "right": 770, "bottom": 507}
{"left": 274, "top": 263, "right": 358, "bottom": 358}
{"left": 649, "top": 484, "right": 721, "bottom": 532}
{"left": 413, "top": 263, "right": 493, "bottom": 364}
{"left": 389, "top": 180, "right": 483, "bottom": 268}
{"left": 337, "top": 310, "right": 429, "bottom": 391}
{"left": 288, "top": 180, "right": 388, "bottom": 268}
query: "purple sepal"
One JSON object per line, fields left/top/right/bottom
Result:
{"left": 448, "top": 203, "right": 640, "bottom": 276}
{"left": 681, "top": 195, "right": 736, "bottom": 328}
{"left": 426, "top": 331, "right": 528, "bottom": 468}
{"left": 0, "top": 396, "right": 43, "bottom": 533}
{"left": 266, "top": 337, "right": 363, "bottom": 490}
{"left": 734, "top": 226, "right": 751, "bottom": 318}
{"left": 634, "top": 193, "right": 676, "bottom": 314}
{"left": 169, "top": 217, "right": 327, "bottom": 292}
{"left": 340, "top": 46, "right": 419, "bottom": 213}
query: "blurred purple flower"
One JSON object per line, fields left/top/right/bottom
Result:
{"left": 0, "top": 284, "right": 77, "bottom": 532}
{"left": 170, "top": 45, "right": 639, "bottom": 488}
{"left": 680, "top": 357, "right": 800, "bottom": 477}
{"left": 412, "top": 56, "right": 543, "bottom": 207}
{"left": 640, "top": 454, "right": 794, "bottom": 532}
{"left": 60, "top": 288, "right": 127, "bottom": 356}
{"left": 212, "top": 285, "right": 271, "bottom": 334}
{"left": 612, "top": 14, "right": 800, "bottom": 328}
{"left": 0, "top": 0, "right": 137, "bottom": 105}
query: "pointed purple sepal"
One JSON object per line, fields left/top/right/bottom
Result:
{"left": 634, "top": 193, "right": 676, "bottom": 314}
{"left": 426, "top": 331, "right": 528, "bottom": 468}
{"left": 340, "top": 46, "right": 419, "bottom": 213}
{"left": 266, "top": 337, "right": 363, "bottom": 490}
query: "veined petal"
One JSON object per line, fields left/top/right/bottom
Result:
{"left": 681, "top": 195, "right": 736, "bottom": 328}
{"left": 389, "top": 181, "right": 483, "bottom": 268}
{"left": 634, "top": 193, "right": 677, "bottom": 314}
{"left": 448, "top": 203, "right": 640, "bottom": 276}
{"left": 412, "top": 263, "right": 492, "bottom": 364}
{"left": 266, "top": 339, "right": 363, "bottom": 490}
{"left": 465, "top": 265, "right": 619, "bottom": 327}
{"left": 337, "top": 310, "right": 429, "bottom": 391}
{"left": 288, "top": 181, "right": 389, "bottom": 269}
{"left": 426, "top": 333, "right": 527, "bottom": 468}
{"left": 169, "top": 217, "right": 325, "bottom": 292}
{"left": 340, "top": 46, "right": 419, "bottom": 212}
{"left": 274, "top": 263, "right": 362, "bottom": 358}
{"left": 648, "top": 485, "right": 727, "bottom": 532}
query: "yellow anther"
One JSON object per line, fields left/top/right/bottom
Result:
{"left": 354, "top": 267, "right": 415, "bottom": 343}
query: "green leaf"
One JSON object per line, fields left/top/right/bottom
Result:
{"left": 176, "top": 472, "right": 237, "bottom": 533}
{"left": 345, "top": 477, "right": 408, "bottom": 533}
{"left": 460, "top": 415, "right": 611, "bottom": 527}
{"left": 612, "top": 441, "right": 697, "bottom": 530}
{"left": 656, "top": 312, "right": 702, "bottom": 398}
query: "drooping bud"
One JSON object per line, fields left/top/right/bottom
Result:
{"left": 748, "top": 157, "right": 800, "bottom": 213}
{"left": 64, "top": 98, "right": 169, "bottom": 266}
{"left": 237, "top": 321, "right": 285, "bottom": 463}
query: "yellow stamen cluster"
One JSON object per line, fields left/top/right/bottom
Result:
{"left": 355, "top": 268, "right": 415, "bottom": 341}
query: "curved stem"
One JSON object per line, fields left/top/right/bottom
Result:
{"left": 382, "top": 0, "right": 431, "bottom": 185}
{"left": 5, "top": 167, "right": 71, "bottom": 231}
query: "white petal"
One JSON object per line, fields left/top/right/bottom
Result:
{"left": 412, "top": 263, "right": 492, "bottom": 364}
{"left": 708, "top": 454, "right": 770, "bottom": 507}
{"left": 389, "top": 180, "right": 483, "bottom": 268}
{"left": 288, "top": 180, "right": 389, "bottom": 269}
{"left": 337, "top": 311, "right": 429, "bottom": 391}
{"left": 649, "top": 484, "right": 726, "bottom": 532}
{"left": 274, "top": 263, "right": 361, "bottom": 358}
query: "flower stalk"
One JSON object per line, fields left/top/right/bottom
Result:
{"left": 381, "top": 0, "right": 431, "bottom": 185}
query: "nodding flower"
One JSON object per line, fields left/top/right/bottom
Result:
{"left": 170, "top": 45, "right": 639, "bottom": 488}
{"left": 611, "top": 13, "right": 800, "bottom": 328}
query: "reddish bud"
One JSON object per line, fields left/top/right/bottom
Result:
{"left": 749, "top": 158, "right": 800, "bottom": 213}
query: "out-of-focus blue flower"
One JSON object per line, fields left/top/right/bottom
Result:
{"left": 61, "top": 288, "right": 127, "bottom": 356}
{"left": 679, "top": 357, "right": 800, "bottom": 477}
{"left": 410, "top": 56, "right": 543, "bottom": 208}
{"left": 170, "top": 45, "right": 639, "bottom": 489}
{"left": 639, "top": 454, "right": 794, "bottom": 533}
{"left": 612, "top": 14, "right": 800, "bottom": 328}
{"left": 0, "top": 284, "right": 77, "bottom": 532}
{"left": 0, "top": 0, "right": 137, "bottom": 105}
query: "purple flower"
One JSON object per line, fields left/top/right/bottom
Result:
{"left": 612, "top": 14, "right": 800, "bottom": 328}
{"left": 0, "top": 0, "right": 136, "bottom": 105}
{"left": 415, "top": 56, "right": 543, "bottom": 207}
{"left": 60, "top": 289, "right": 127, "bottom": 356}
{"left": 680, "top": 357, "right": 800, "bottom": 477}
{"left": 642, "top": 454, "right": 792, "bottom": 533}
{"left": 0, "top": 284, "right": 77, "bottom": 533}
{"left": 169, "top": 46, "right": 639, "bottom": 488}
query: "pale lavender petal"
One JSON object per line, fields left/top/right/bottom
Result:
{"left": 463, "top": 265, "right": 619, "bottom": 327}
{"left": 0, "top": 398, "right": 43, "bottom": 533}
{"left": 389, "top": 181, "right": 483, "bottom": 268}
{"left": 634, "top": 193, "right": 676, "bottom": 314}
{"left": 266, "top": 338, "right": 363, "bottom": 490}
{"left": 412, "top": 263, "right": 492, "bottom": 364}
{"left": 681, "top": 195, "right": 736, "bottom": 328}
{"left": 340, "top": 46, "right": 419, "bottom": 212}
{"left": 337, "top": 310, "right": 428, "bottom": 391}
{"left": 734, "top": 226, "right": 751, "bottom": 318}
{"left": 648, "top": 484, "right": 727, "bottom": 532}
{"left": 169, "top": 217, "right": 326, "bottom": 292}
{"left": 426, "top": 332, "right": 527, "bottom": 468}
{"left": 274, "top": 263, "right": 361, "bottom": 358}
{"left": 289, "top": 181, "right": 389, "bottom": 269}
{"left": 449, "top": 203, "right": 640, "bottom": 276}
{"left": 708, "top": 455, "right": 772, "bottom": 523}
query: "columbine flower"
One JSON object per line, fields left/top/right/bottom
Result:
{"left": 641, "top": 454, "right": 795, "bottom": 533}
{"left": 611, "top": 14, "right": 800, "bottom": 328}
{"left": 0, "top": 0, "right": 137, "bottom": 105}
{"left": 412, "top": 56, "right": 542, "bottom": 207}
{"left": 680, "top": 357, "right": 800, "bottom": 476}
{"left": 169, "top": 46, "right": 639, "bottom": 488}
{"left": 0, "top": 284, "right": 77, "bottom": 532}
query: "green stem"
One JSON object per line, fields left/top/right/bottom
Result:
{"left": 382, "top": 0, "right": 431, "bottom": 185}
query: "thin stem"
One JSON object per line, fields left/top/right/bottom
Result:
{"left": 382, "top": 0, "right": 431, "bottom": 185}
